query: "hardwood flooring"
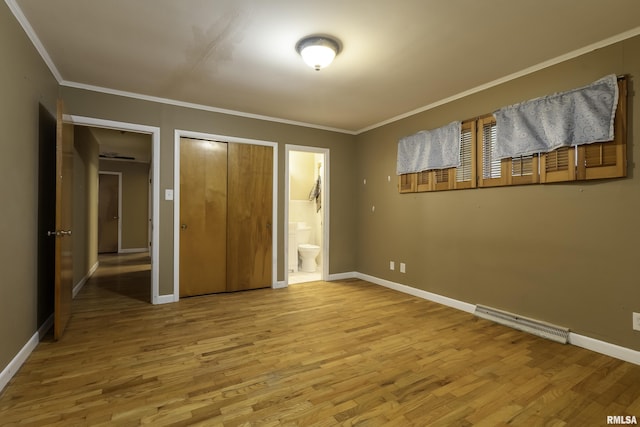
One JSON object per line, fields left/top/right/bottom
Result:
{"left": 1, "top": 253, "right": 639, "bottom": 426}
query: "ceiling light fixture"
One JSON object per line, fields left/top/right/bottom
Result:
{"left": 296, "top": 35, "right": 341, "bottom": 71}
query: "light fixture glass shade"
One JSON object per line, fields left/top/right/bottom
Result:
{"left": 296, "top": 36, "right": 340, "bottom": 71}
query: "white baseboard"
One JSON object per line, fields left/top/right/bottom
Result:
{"left": 118, "top": 248, "right": 149, "bottom": 254}
{"left": 72, "top": 261, "right": 99, "bottom": 298}
{"left": 0, "top": 332, "right": 38, "bottom": 394}
{"left": 569, "top": 333, "right": 640, "bottom": 365}
{"left": 273, "top": 281, "right": 287, "bottom": 289}
{"left": 353, "top": 272, "right": 639, "bottom": 366}
{"left": 154, "top": 294, "right": 175, "bottom": 305}
{"left": 327, "top": 271, "right": 358, "bottom": 281}
{"left": 356, "top": 272, "right": 476, "bottom": 314}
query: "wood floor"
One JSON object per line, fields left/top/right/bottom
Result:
{"left": 1, "top": 253, "right": 639, "bottom": 426}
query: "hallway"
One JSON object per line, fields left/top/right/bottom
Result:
{"left": 77, "top": 252, "right": 152, "bottom": 306}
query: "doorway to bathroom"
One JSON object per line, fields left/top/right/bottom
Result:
{"left": 285, "top": 145, "right": 329, "bottom": 285}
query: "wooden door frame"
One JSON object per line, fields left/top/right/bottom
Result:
{"left": 98, "top": 171, "right": 122, "bottom": 253}
{"left": 173, "top": 129, "right": 279, "bottom": 300}
{"left": 66, "top": 115, "right": 161, "bottom": 304}
{"left": 284, "top": 145, "right": 330, "bottom": 285}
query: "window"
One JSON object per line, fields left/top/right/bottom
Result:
{"left": 477, "top": 116, "right": 507, "bottom": 187}
{"left": 577, "top": 78, "right": 627, "bottom": 180}
{"left": 540, "top": 147, "right": 575, "bottom": 183}
{"left": 398, "top": 76, "right": 627, "bottom": 194}
{"left": 454, "top": 121, "right": 476, "bottom": 189}
{"left": 398, "top": 173, "right": 416, "bottom": 193}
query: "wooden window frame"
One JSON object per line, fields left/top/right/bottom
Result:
{"left": 477, "top": 116, "right": 508, "bottom": 188}
{"left": 398, "top": 76, "right": 627, "bottom": 193}
{"left": 576, "top": 78, "right": 627, "bottom": 181}
{"left": 398, "top": 173, "right": 417, "bottom": 193}
{"left": 454, "top": 120, "right": 477, "bottom": 190}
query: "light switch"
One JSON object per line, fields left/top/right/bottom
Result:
{"left": 165, "top": 189, "right": 174, "bottom": 201}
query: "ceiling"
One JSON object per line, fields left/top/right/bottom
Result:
{"left": 89, "top": 127, "right": 152, "bottom": 164}
{"left": 10, "top": 0, "right": 640, "bottom": 134}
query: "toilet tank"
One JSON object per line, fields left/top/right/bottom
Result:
{"left": 296, "top": 224, "right": 312, "bottom": 244}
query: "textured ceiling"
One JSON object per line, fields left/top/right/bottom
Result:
{"left": 11, "top": 0, "right": 640, "bottom": 133}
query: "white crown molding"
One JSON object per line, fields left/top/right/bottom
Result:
{"left": 62, "top": 80, "right": 357, "bottom": 135}
{"left": 8, "top": 0, "right": 640, "bottom": 137}
{"left": 356, "top": 25, "right": 640, "bottom": 134}
{"left": 5, "top": 0, "right": 63, "bottom": 83}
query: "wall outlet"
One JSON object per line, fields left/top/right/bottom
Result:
{"left": 390, "top": 261, "right": 395, "bottom": 271}
{"left": 400, "top": 262, "right": 406, "bottom": 273}
{"left": 633, "top": 312, "right": 640, "bottom": 331}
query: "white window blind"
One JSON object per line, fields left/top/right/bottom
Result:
{"left": 456, "top": 126, "right": 473, "bottom": 182}
{"left": 482, "top": 121, "right": 500, "bottom": 179}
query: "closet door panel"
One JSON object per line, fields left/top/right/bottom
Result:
{"left": 179, "top": 138, "right": 227, "bottom": 297}
{"left": 227, "top": 143, "right": 273, "bottom": 291}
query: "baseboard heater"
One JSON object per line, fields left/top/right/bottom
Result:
{"left": 474, "top": 305, "right": 570, "bottom": 344}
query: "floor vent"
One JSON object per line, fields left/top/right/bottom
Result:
{"left": 474, "top": 305, "right": 570, "bottom": 344}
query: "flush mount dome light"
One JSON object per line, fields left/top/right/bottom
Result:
{"left": 296, "top": 35, "right": 340, "bottom": 71}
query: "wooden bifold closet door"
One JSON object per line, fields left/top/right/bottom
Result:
{"left": 179, "top": 138, "right": 228, "bottom": 297}
{"left": 226, "top": 143, "right": 273, "bottom": 292}
{"left": 179, "top": 138, "right": 273, "bottom": 297}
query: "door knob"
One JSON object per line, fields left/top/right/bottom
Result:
{"left": 181, "top": 224, "right": 188, "bottom": 230}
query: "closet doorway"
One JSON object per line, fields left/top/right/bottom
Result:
{"left": 175, "top": 133, "right": 278, "bottom": 298}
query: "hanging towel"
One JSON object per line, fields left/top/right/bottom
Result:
{"left": 309, "top": 176, "right": 321, "bottom": 212}
{"left": 493, "top": 74, "right": 618, "bottom": 159}
{"left": 396, "top": 121, "right": 461, "bottom": 174}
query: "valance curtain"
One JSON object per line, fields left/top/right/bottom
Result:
{"left": 396, "top": 121, "right": 461, "bottom": 175}
{"left": 493, "top": 74, "right": 618, "bottom": 159}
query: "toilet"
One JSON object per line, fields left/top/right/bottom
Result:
{"left": 296, "top": 223, "right": 320, "bottom": 272}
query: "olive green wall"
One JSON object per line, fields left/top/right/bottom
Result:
{"left": 355, "top": 35, "right": 640, "bottom": 351}
{"left": 60, "top": 86, "right": 358, "bottom": 295}
{"left": 99, "top": 159, "right": 151, "bottom": 251}
{"left": 0, "top": 2, "right": 58, "bottom": 372}
{"left": 73, "top": 127, "right": 99, "bottom": 287}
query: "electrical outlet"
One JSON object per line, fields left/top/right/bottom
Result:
{"left": 400, "top": 263, "right": 406, "bottom": 273}
{"left": 390, "top": 261, "right": 395, "bottom": 271}
{"left": 633, "top": 312, "right": 640, "bottom": 331}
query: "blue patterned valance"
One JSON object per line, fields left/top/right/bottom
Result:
{"left": 493, "top": 74, "right": 618, "bottom": 159}
{"left": 396, "top": 121, "right": 461, "bottom": 174}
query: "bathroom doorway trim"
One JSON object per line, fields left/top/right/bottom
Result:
{"left": 284, "top": 144, "right": 330, "bottom": 286}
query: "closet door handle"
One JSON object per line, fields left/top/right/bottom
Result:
{"left": 181, "top": 223, "right": 188, "bottom": 230}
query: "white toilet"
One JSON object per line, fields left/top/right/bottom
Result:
{"left": 296, "top": 223, "right": 320, "bottom": 273}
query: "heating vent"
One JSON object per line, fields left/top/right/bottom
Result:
{"left": 474, "top": 305, "right": 570, "bottom": 344}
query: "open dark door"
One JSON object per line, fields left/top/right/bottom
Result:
{"left": 37, "top": 105, "right": 56, "bottom": 329}
{"left": 54, "top": 100, "right": 73, "bottom": 340}
{"left": 98, "top": 173, "right": 120, "bottom": 253}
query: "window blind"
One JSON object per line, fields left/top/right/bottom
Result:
{"left": 482, "top": 120, "right": 500, "bottom": 179}
{"left": 456, "top": 126, "right": 473, "bottom": 182}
